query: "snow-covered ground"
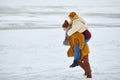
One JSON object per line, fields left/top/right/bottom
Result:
{"left": 0, "top": 28, "right": 120, "bottom": 80}
{"left": 0, "top": 0, "right": 120, "bottom": 80}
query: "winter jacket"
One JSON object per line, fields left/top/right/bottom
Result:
{"left": 67, "top": 15, "right": 88, "bottom": 36}
{"left": 67, "top": 32, "right": 90, "bottom": 61}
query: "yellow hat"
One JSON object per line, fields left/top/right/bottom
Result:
{"left": 68, "top": 12, "right": 77, "bottom": 18}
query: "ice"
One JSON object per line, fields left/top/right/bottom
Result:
{"left": 0, "top": 0, "right": 120, "bottom": 29}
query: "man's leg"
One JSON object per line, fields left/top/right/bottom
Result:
{"left": 79, "top": 61, "right": 87, "bottom": 75}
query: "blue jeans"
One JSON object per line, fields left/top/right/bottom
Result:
{"left": 74, "top": 39, "right": 90, "bottom": 60}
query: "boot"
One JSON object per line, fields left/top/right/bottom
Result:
{"left": 87, "top": 73, "right": 92, "bottom": 78}
{"left": 84, "top": 72, "right": 87, "bottom": 76}
{"left": 69, "top": 60, "right": 79, "bottom": 68}
{"left": 79, "top": 61, "right": 87, "bottom": 76}
{"left": 83, "top": 55, "right": 92, "bottom": 78}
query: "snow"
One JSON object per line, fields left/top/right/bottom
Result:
{"left": 0, "top": 0, "right": 120, "bottom": 80}
{"left": 0, "top": 0, "right": 120, "bottom": 29}
{"left": 0, "top": 28, "right": 120, "bottom": 80}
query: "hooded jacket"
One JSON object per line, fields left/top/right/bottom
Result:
{"left": 67, "top": 32, "right": 90, "bottom": 61}
{"left": 67, "top": 15, "right": 88, "bottom": 36}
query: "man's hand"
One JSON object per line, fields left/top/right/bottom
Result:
{"left": 63, "top": 27, "right": 68, "bottom": 31}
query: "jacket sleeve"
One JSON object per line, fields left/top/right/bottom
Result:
{"left": 67, "top": 20, "right": 84, "bottom": 36}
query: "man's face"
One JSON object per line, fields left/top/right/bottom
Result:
{"left": 69, "top": 16, "right": 72, "bottom": 20}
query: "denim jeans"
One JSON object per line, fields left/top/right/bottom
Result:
{"left": 74, "top": 39, "right": 90, "bottom": 60}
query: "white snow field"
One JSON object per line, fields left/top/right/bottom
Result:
{"left": 0, "top": 0, "right": 120, "bottom": 80}
{"left": 0, "top": 28, "right": 120, "bottom": 80}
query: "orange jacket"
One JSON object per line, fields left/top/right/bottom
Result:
{"left": 67, "top": 32, "right": 90, "bottom": 61}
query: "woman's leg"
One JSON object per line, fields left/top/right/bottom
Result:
{"left": 84, "top": 39, "right": 90, "bottom": 44}
{"left": 74, "top": 44, "right": 80, "bottom": 60}
{"left": 69, "top": 43, "right": 80, "bottom": 68}
{"left": 73, "top": 39, "right": 90, "bottom": 61}
{"left": 70, "top": 39, "right": 90, "bottom": 68}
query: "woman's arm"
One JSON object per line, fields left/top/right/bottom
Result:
{"left": 67, "top": 20, "right": 84, "bottom": 36}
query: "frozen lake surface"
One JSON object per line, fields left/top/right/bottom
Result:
{"left": 0, "top": 0, "right": 120, "bottom": 29}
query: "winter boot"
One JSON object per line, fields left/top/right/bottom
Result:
{"left": 69, "top": 60, "right": 79, "bottom": 68}
{"left": 79, "top": 61, "right": 87, "bottom": 75}
{"left": 87, "top": 73, "right": 92, "bottom": 78}
{"left": 83, "top": 55, "right": 92, "bottom": 78}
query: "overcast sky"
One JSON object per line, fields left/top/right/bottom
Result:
{"left": 0, "top": 0, "right": 120, "bottom": 6}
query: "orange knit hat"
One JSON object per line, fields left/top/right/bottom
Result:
{"left": 68, "top": 12, "right": 77, "bottom": 18}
